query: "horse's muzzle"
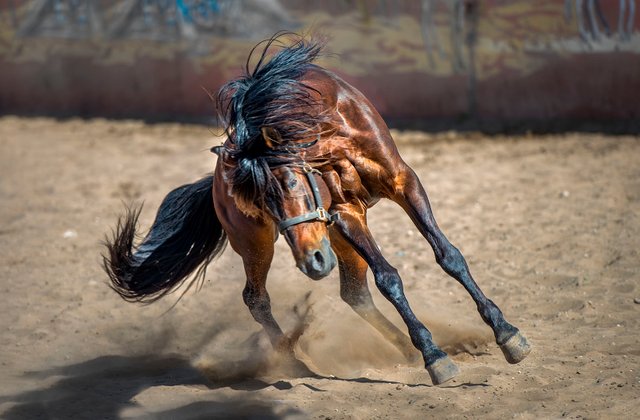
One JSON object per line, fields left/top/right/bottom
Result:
{"left": 298, "top": 237, "right": 337, "bottom": 280}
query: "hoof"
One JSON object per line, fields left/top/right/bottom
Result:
{"left": 500, "top": 331, "right": 531, "bottom": 364}
{"left": 426, "top": 356, "right": 460, "bottom": 385}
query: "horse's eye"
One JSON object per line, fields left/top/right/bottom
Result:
{"left": 287, "top": 178, "right": 298, "bottom": 189}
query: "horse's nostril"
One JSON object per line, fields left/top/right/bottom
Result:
{"left": 313, "top": 250, "right": 324, "bottom": 268}
{"left": 302, "top": 245, "right": 336, "bottom": 280}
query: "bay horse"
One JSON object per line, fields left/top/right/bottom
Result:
{"left": 103, "top": 34, "right": 530, "bottom": 385}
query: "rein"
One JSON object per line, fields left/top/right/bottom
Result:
{"left": 277, "top": 163, "right": 335, "bottom": 233}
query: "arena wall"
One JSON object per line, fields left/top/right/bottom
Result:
{"left": 1, "top": 0, "right": 639, "bottom": 128}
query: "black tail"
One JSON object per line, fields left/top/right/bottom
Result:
{"left": 103, "top": 175, "right": 227, "bottom": 303}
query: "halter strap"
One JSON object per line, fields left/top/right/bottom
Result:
{"left": 277, "top": 164, "right": 335, "bottom": 233}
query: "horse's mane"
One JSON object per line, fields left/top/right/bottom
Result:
{"left": 216, "top": 33, "right": 331, "bottom": 217}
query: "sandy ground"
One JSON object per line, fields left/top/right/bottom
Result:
{"left": 0, "top": 117, "right": 638, "bottom": 419}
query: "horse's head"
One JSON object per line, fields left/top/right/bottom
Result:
{"left": 220, "top": 111, "right": 337, "bottom": 279}
{"left": 271, "top": 164, "right": 337, "bottom": 280}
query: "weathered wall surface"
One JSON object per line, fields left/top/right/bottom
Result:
{"left": 1, "top": 1, "right": 639, "bottom": 126}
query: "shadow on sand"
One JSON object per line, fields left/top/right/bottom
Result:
{"left": 0, "top": 354, "right": 305, "bottom": 419}
{"left": 1, "top": 350, "right": 493, "bottom": 419}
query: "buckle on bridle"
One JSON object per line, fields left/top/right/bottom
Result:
{"left": 316, "top": 207, "right": 329, "bottom": 222}
{"left": 277, "top": 161, "right": 334, "bottom": 232}
{"left": 303, "top": 163, "right": 321, "bottom": 175}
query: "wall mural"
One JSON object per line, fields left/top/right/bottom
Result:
{"left": 8, "top": 0, "right": 295, "bottom": 41}
{"left": 0, "top": 0, "right": 638, "bottom": 123}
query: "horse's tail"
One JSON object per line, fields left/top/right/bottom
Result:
{"left": 103, "top": 175, "right": 227, "bottom": 303}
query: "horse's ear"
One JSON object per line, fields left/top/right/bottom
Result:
{"left": 261, "top": 126, "right": 282, "bottom": 149}
{"left": 210, "top": 145, "right": 223, "bottom": 156}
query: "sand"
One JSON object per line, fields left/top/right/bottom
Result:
{"left": 0, "top": 117, "right": 638, "bottom": 419}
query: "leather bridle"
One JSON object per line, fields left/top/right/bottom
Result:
{"left": 277, "top": 163, "right": 335, "bottom": 233}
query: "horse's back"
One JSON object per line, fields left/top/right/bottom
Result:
{"left": 304, "top": 66, "right": 408, "bottom": 200}
{"left": 306, "top": 66, "right": 396, "bottom": 144}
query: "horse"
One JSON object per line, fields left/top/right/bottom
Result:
{"left": 103, "top": 34, "right": 530, "bottom": 385}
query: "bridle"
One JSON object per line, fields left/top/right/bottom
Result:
{"left": 212, "top": 143, "right": 335, "bottom": 232}
{"left": 277, "top": 163, "right": 335, "bottom": 233}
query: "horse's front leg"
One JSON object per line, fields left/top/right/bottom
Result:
{"left": 230, "top": 222, "right": 315, "bottom": 378}
{"left": 240, "top": 241, "right": 289, "bottom": 352}
{"left": 216, "top": 209, "right": 288, "bottom": 353}
{"left": 332, "top": 205, "right": 459, "bottom": 385}
{"left": 330, "top": 229, "right": 417, "bottom": 362}
{"left": 392, "top": 165, "right": 531, "bottom": 364}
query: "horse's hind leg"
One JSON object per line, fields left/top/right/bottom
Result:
{"left": 393, "top": 165, "right": 531, "bottom": 364}
{"left": 332, "top": 206, "right": 459, "bottom": 385}
{"left": 331, "top": 230, "right": 417, "bottom": 362}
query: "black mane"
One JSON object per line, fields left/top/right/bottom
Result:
{"left": 216, "top": 33, "right": 330, "bottom": 215}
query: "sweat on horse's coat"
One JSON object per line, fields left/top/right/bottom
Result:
{"left": 103, "top": 33, "right": 530, "bottom": 385}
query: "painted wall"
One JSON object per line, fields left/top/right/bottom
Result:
{"left": 1, "top": 1, "right": 639, "bottom": 126}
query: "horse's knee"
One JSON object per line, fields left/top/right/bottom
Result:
{"left": 242, "top": 284, "right": 269, "bottom": 313}
{"left": 242, "top": 285, "right": 254, "bottom": 307}
{"left": 339, "top": 277, "right": 372, "bottom": 306}
{"left": 374, "top": 268, "right": 403, "bottom": 299}
{"left": 340, "top": 287, "right": 361, "bottom": 307}
{"left": 436, "top": 244, "right": 467, "bottom": 278}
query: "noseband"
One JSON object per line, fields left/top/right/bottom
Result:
{"left": 277, "top": 164, "right": 335, "bottom": 233}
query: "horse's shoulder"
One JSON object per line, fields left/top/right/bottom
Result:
{"left": 320, "top": 158, "right": 374, "bottom": 206}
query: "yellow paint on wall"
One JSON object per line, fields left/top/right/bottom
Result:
{"left": 1, "top": 1, "right": 638, "bottom": 81}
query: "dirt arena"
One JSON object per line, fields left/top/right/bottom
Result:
{"left": 0, "top": 117, "right": 638, "bottom": 419}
